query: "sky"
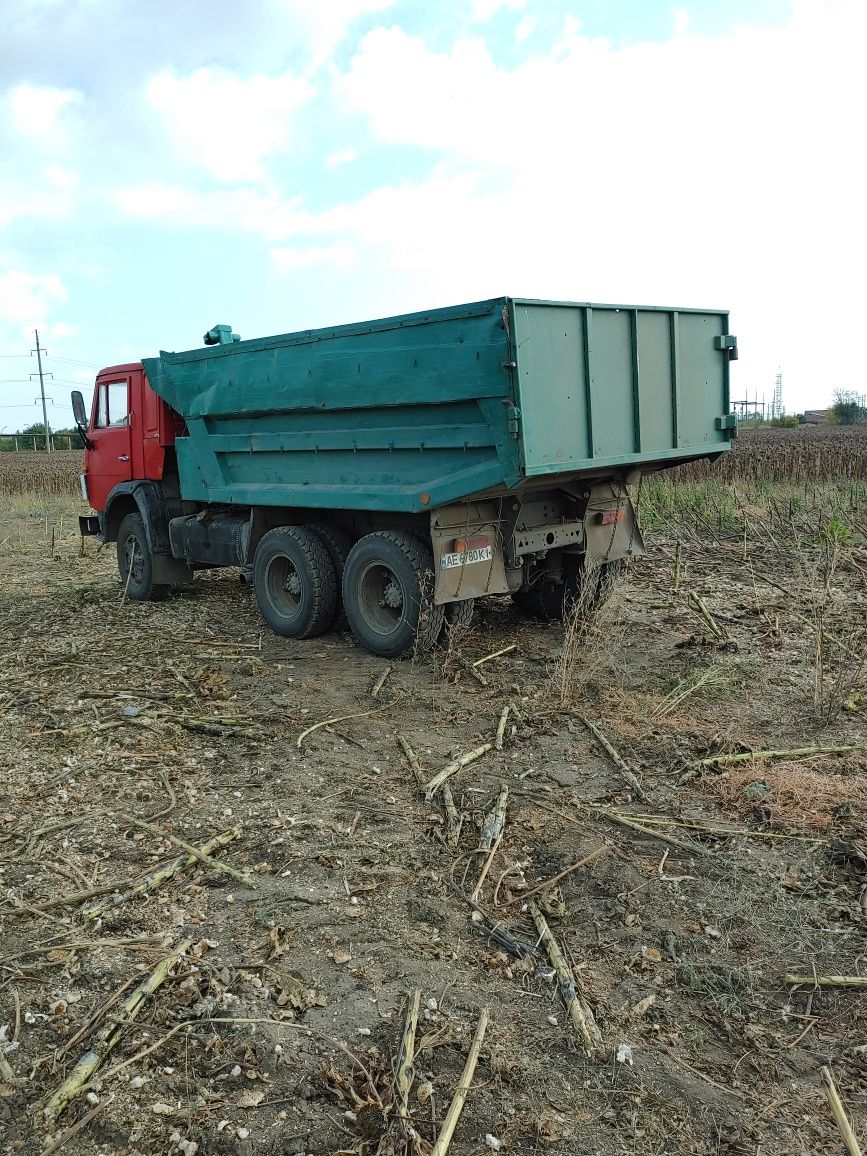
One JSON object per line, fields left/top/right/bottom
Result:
{"left": 1, "top": 0, "right": 865, "bottom": 436}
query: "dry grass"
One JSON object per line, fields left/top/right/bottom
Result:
{"left": 555, "top": 560, "right": 628, "bottom": 707}
{"left": 0, "top": 450, "right": 82, "bottom": 496}
{"left": 710, "top": 761, "right": 867, "bottom": 831}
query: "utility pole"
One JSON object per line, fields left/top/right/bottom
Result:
{"left": 31, "top": 329, "right": 53, "bottom": 452}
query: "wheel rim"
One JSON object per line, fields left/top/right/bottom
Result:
{"left": 123, "top": 537, "right": 144, "bottom": 587}
{"left": 265, "top": 554, "right": 304, "bottom": 620}
{"left": 357, "top": 561, "right": 408, "bottom": 638}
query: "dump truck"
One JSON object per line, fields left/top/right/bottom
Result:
{"left": 72, "top": 297, "right": 737, "bottom": 657}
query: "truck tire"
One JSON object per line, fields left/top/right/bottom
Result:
{"left": 342, "top": 531, "right": 444, "bottom": 658}
{"left": 254, "top": 526, "right": 338, "bottom": 639}
{"left": 443, "top": 598, "right": 475, "bottom": 632}
{"left": 513, "top": 559, "right": 622, "bottom": 621}
{"left": 117, "top": 513, "right": 169, "bottom": 601}
{"left": 307, "top": 522, "right": 353, "bottom": 629}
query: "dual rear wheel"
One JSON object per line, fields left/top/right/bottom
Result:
{"left": 253, "top": 526, "right": 446, "bottom": 657}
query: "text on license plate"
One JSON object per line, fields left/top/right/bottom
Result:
{"left": 440, "top": 545, "right": 493, "bottom": 570}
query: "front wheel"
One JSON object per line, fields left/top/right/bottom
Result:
{"left": 343, "top": 531, "right": 444, "bottom": 658}
{"left": 117, "top": 513, "right": 168, "bottom": 601}
{"left": 253, "top": 526, "right": 338, "bottom": 639}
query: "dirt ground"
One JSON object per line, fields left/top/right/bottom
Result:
{"left": 1, "top": 493, "right": 866, "bottom": 1156}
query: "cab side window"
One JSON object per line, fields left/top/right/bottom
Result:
{"left": 94, "top": 382, "right": 129, "bottom": 429}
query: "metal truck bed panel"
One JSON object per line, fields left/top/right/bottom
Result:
{"left": 143, "top": 297, "right": 733, "bottom": 513}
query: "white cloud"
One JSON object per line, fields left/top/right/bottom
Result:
{"left": 0, "top": 179, "right": 75, "bottom": 227}
{"left": 672, "top": 7, "right": 691, "bottom": 37}
{"left": 514, "top": 17, "right": 535, "bottom": 43}
{"left": 286, "top": 0, "right": 396, "bottom": 65}
{"left": 329, "top": 3, "right": 866, "bottom": 406}
{"left": 271, "top": 244, "right": 355, "bottom": 272}
{"left": 6, "top": 83, "right": 81, "bottom": 136}
{"left": 470, "top": 0, "right": 529, "bottom": 21}
{"left": 0, "top": 272, "right": 67, "bottom": 326}
{"left": 46, "top": 321, "right": 80, "bottom": 340}
{"left": 44, "top": 164, "right": 78, "bottom": 188}
{"left": 113, "top": 183, "right": 205, "bottom": 220}
{"left": 326, "top": 147, "right": 358, "bottom": 169}
{"left": 94, "top": 1, "right": 867, "bottom": 409}
{"left": 146, "top": 68, "right": 314, "bottom": 182}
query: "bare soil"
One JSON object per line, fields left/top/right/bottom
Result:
{"left": 1, "top": 496, "right": 865, "bottom": 1156}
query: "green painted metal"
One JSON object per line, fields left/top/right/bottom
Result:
{"left": 203, "top": 324, "right": 241, "bottom": 346}
{"left": 143, "top": 297, "right": 734, "bottom": 514}
{"left": 509, "top": 299, "right": 734, "bottom": 474}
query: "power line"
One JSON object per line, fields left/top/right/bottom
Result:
{"left": 0, "top": 402, "right": 65, "bottom": 409}
{"left": 44, "top": 355, "right": 103, "bottom": 368}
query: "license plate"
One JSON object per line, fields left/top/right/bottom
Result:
{"left": 440, "top": 545, "right": 493, "bottom": 570}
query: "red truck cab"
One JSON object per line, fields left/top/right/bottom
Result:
{"left": 75, "top": 365, "right": 184, "bottom": 513}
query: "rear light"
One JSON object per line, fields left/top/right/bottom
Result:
{"left": 454, "top": 535, "right": 489, "bottom": 553}
{"left": 598, "top": 510, "right": 625, "bottom": 526}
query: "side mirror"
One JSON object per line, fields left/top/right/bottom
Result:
{"left": 71, "top": 390, "right": 88, "bottom": 427}
{"left": 71, "top": 390, "right": 95, "bottom": 450}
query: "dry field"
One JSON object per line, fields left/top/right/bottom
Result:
{"left": 1, "top": 434, "right": 866, "bottom": 1156}
{"left": 677, "top": 424, "right": 867, "bottom": 483}
{"left": 0, "top": 452, "right": 82, "bottom": 497}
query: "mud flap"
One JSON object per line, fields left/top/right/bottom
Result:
{"left": 152, "top": 554, "right": 194, "bottom": 585}
{"left": 430, "top": 501, "right": 512, "bottom": 605}
{"left": 583, "top": 484, "right": 645, "bottom": 563}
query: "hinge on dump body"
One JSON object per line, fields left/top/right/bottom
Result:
{"left": 714, "top": 334, "right": 738, "bottom": 361}
{"left": 503, "top": 402, "right": 520, "bottom": 438}
{"left": 715, "top": 414, "right": 738, "bottom": 431}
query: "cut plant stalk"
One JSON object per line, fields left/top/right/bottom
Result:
{"left": 429, "top": 1008, "right": 489, "bottom": 1156}
{"left": 682, "top": 744, "right": 862, "bottom": 783}
{"left": 397, "top": 734, "right": 425, "bottom": 788}
{"left": 529, "top": 901, "right": 600, "bottom": 1053}
{"left": 121, "top": 814, "right": 253, "bottom": 886}
{"left": 578, "top": 713, "right": 647, "bottom": 800}
{"left": 688, "top": 589, "right": 727, "bottom": 640}
{"left": 394, "top": 989, "right": 421, "bottom": 1133}
{"left": 821, "top": 1065, "right": 862, "bottom": 1156}
{"left": 454, "top": 652, "right": 487, "bottom": 686}
{"left": 473, "top": 644, "right": 516, "bottom": 668}
{"left": 81, "top": 828, "right": 242, "bottom": 919}
{"left": 44, "top": 938, "right": 193, "bottom": 1122}
{"left": 442, "top": 783, "right": 463, "bottom": 847}
{"left": 495, "top": 703, "right": 512, "bottom": 750}
{"left": 786, "top": 974, "right": 867, "bottom": 988}
{"left": 423, "top": 743, "right": 493, "bottom": 800}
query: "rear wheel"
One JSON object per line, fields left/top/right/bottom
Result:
{"left": 343, "top": 531, "right": 444, "bottom": 658}
{"left": 443, "top": 598, "right": 475, "bottom": 631}
{"left": 253, "top": 526, "right": 337, "bottom": 639}
{"left": 307, "top": 522, "right": 353, "bottom": 629}
{"left": 512, "top": 557, "right": 622, "bottom": 621}
{"left": 117, "top": 513, "right": 168, "bottom": 601}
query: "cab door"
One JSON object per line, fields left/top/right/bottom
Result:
{"left": 87, "top": 376, "right": 133, "bottom": 510}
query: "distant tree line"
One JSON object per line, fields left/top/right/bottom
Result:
{"left": 830, "top": 389, "right": 867, "bottom": 425}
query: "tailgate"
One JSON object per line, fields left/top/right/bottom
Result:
{"left": 510, "top": 299, "right": 735, "bottom": 476}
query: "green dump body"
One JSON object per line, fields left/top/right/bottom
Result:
{"left": 143, "top": 297, "right": 735, "bottom": 514}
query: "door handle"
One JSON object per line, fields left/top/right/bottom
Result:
{"left": 118, "top": 454, "right": 129, "bottom": 462}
